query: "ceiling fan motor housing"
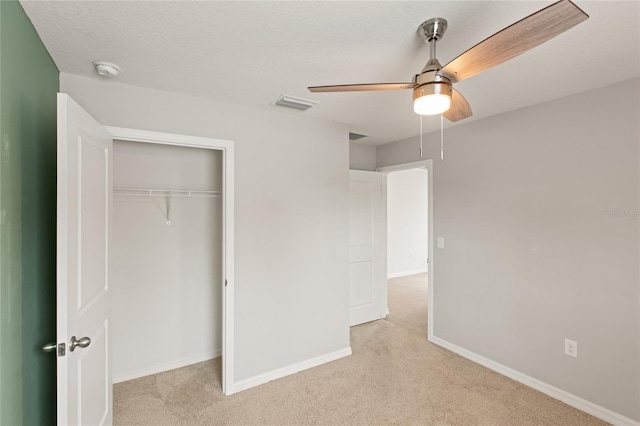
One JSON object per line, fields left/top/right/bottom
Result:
{"left": 413, "top": 70, "right": 453, "bottom": 101}
{"left": 412, "top": 81, "right": 452, "bottom": 103}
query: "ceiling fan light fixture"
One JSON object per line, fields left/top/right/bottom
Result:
{"left": 414, "top": 94, "right": 451, "bottom": 115}
{"left": 413, "top": 83, "right": 452, "bottom": 115}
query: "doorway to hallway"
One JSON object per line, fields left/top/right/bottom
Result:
{"left": 377, "top": 160, "right": 433, "bottom": 339}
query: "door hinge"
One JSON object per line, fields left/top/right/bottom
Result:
{"left": 58, "top": 343, "right": 66, "bottom": 357}
{"left": 225, "top": 279, "right": 228, "bottom": 287}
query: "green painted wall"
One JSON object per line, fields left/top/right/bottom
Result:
{"left": 0, "top": 1, "right": 59, "bottom": 425}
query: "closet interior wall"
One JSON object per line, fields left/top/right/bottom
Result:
{"left": 111, "top": 140, "right": 222, "bottom": 383}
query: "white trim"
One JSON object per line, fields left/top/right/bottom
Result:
{"left": 56, "top": 93, "right": 70, "bottom": 424}
{"left": 430, "top": 336, "right": 640, "bottom": 426}
{"left": 222, "top": 142, "right": 235, "bottom": 395}
{"left": 387, "top": 268, "right": 428, "bottom": 279}
{"left": 105, "top": 126, "right": 235, "bottom": 395}
{"left": 233, "top": 347, "right": 352, "bottom": 393}
{"left": 113, "top": 350, "right": 222, "bottom": 384}
{"left": 376, "top": 160, "right": 430, "bottom": 173}
{"left": 426, "top": 162, "right": 434, "bottom": 341}
{"left": 105, "top": 126, "right": 232, "bottom": 150}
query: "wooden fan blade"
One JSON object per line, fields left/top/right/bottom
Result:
{"left": 438, "top": 0, "right": 588, "bottom": 83}
{"left": 308, "top": 83, "right": 414, "bottom": 93}
{"left": 444, "top": 89, "right": 472, "bottom": 122}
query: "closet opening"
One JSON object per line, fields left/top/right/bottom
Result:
{"left": 106, "top": 127, "right": 235, "bottom": 396}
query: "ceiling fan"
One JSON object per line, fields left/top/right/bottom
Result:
{"left": 308, "top": 0, "right": 588, "bottom": 123}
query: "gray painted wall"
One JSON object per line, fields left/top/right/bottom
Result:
{"left": 377, "top": 79, "right": 640, "bottom": 421}
{"left": 60, "top": 73, "right": 350, "bottom": 384}
{"left": 349, "top": 143, "right": 376, "bottom": 171}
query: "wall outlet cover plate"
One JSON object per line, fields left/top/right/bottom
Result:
{"left": 564, "top": 338, "right": 578, "bottom": 358}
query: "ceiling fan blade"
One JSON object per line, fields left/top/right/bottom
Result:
{"left": 308, "top": 83, "right": 414, "bottom": 93}
{"left": 444, "top": 89, "right": 472, "bottom": 122}
{"left": 438, "top": 0, "right": 588, "bottom": 83}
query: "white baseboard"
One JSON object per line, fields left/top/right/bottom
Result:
{"left": 233, "top": 347, "right": 352, "bottom": 393}
{"left": 387, "top": 268, "right": 428, "bottom": 279}
{"left": 113, "top": 349, "right": 221, "bottom": 384}
{"left": 430, "top": 336, "right": 639, "bottom": 426}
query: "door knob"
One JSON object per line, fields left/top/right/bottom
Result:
{"left": 70, "top": 336, "right": 91, "bottom": 352}
{"left": 42, "top": 342, "right": 65, "bottom": 356}
{"left": 42, "top": 343, "right": 57, "bottom": 353}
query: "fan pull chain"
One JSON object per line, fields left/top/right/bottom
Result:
{"left": 419, "top": 114, "right": 423, "bottom": 158}
{"left": 440, "top": 113, "right": 444, "bottom": 160}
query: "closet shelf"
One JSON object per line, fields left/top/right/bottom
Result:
{"left": 114, "top": 187, "right": 221, "bottom": 198}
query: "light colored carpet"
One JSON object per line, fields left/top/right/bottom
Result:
{"left": 114, "top": 319, "right": 605, "bottom": 425}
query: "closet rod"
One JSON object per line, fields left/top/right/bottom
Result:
{"left": 113, "top": 187, "right": 221, "bottom": 198}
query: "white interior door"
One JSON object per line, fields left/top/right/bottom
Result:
{"left": 57, "top": 93, "right": 113, "bottom": 425}
{"left": 349, "top": 170, "right": 386, "bottom": 326}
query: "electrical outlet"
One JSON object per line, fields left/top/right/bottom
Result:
{"left": 437, "top": 237, "right": 445, "bottom": 249}
{"left": 565, "top": 338, "right": 578, "bottom": 358}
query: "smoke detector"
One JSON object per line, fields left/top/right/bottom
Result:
{"left": 92, "top": 61, "right": 120, "bottom": 77}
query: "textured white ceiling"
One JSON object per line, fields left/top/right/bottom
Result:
{"left": 20, "top": 1, "right": 640, "bottom": 145}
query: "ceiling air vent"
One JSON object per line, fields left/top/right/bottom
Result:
{"left": 349, "top": 132, "right": 368, "bottom": 141}
{"left": 272, "top": 95, "right": 318, "bottom": 111}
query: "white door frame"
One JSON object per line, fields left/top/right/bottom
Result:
{"left": 105, "top": 126, "right": 236, "bottom": 395}
{"left": 376, "top": 160, "right": 434, "bottom": 341}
